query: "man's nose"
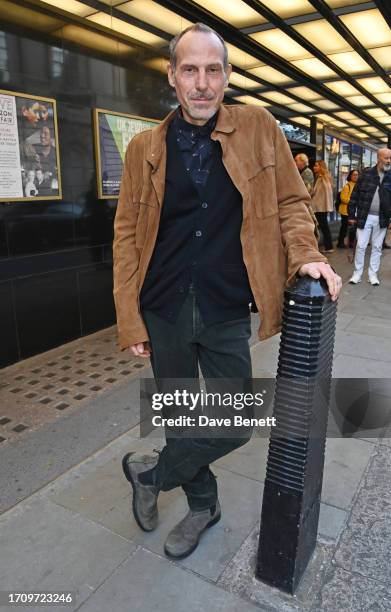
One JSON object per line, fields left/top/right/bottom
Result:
{"left": 195, "top": 69, "right": 208, "bottom": 90}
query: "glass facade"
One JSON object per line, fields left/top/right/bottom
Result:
{"left": 324, "top": 132, "right": 377, "bottom": 193}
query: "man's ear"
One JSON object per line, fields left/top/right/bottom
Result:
{"left": 225, "top": 63, "right": 232, "bottom": 88}
{"left": 167, "top": 64, "right": 176, "bottom": 88}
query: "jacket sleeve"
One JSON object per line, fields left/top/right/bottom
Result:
{"left": 340, "top": 183, "right": 351, "bottom": 204}
{"left": 272, "top": 117, "right": 328, "bottom": 285}
{"left": 348, "top": 175, "right": 362, "bottom": 219}
{"left": 113, "top": 140, "right": 149, "bottom": 349}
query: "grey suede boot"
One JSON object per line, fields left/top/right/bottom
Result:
{"left": 122, "top": 452, "right": 159, "bottom": 532}
{"left": 164, "top": 501, "right": 221, "bottom": 559}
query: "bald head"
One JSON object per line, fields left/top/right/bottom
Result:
{"left": 377, "top": 148, "right": 391, "bottom": 172}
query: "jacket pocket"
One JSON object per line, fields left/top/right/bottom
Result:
{"left": 248, "top": 164, "right": 278, "bottom": 219}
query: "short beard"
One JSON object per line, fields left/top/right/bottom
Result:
{"left": 186, "top": 102, "right": 218, "bottom": 123}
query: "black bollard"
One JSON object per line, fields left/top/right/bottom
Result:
{"left": 256, "top": 276, "right": 337, "bottom": 594}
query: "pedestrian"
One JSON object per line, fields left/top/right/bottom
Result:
{"left": 113, "top": 23, "right": 342, "bottom": 560}
{"left": 337, "top": 169, "right": 359, "bottom": 248}
{"left": 311, "top": 160, "right": 334, "bottom": 253}
{"left": 294, "top": 153, "right": 314, "bottom": 195}
{"left": 348, "top": 148, "right": 391, "bottom": 285}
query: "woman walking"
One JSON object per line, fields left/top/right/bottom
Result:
{"left": 337, "top": 169, "right": 359, "bottom": 248}
{"left": 311, "top": 160, "right": 334, "bottom": 253}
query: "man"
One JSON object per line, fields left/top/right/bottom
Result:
{"left": 348, "top": 148, "right": 391, "bottom": 285}
{"left": 113, "top": 23, "right": 341, "bottom": 560}
{"left": 294, "top": 153, "right": 314, "bottom": 195}
{"left": 35, "top": 168, "right": 52, "bottom": 196}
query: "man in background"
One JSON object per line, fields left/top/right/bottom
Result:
{"left": 349, "top": 148, "right": 391, "bottom": 285}
{"left": 295, "top": 153, "right": 314, "bottom": 195}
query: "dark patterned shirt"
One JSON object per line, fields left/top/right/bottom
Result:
{"left": 172, "top": 107, "right": 218, "bottom": 189}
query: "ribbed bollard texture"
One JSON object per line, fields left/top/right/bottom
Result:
{"left": 256, "top": 276, "right": 337, "bottom": 594}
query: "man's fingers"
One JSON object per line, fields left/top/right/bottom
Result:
{"left": 129, "top": 342, "right": 151, "bottom": 358}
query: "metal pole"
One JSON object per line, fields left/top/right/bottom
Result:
{"left": 256, "top": 276, "right": 337, "bottom": 594}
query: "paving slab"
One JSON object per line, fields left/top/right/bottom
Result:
{"left": 77, "top": 547, "right": 262, "bottom": 612}
{"left": 218, "top": 525, "right": 334, "bottom": 612}
{"left": 333, "top": 444, "right": 391, "bottom": 584}
{"left": 332, "top": 354, "right": 391, "bottom": 377}
{"left": 334, "top": 330, "right": 391, "bottom": 363}
{"left": 345, "top": 314, "right": 391, "bottom": 340}
{"left": 0, "top": 497, "right": 136, "bottom": 611}
{"left": 339, "top": 298, "right": 391, "bottom": 320}
{"left": 334, "top": 312, "right": 356, "bottom": 331}
{"left": 312, "top": 566, "right": 391, "bottom": 612}
{"left": 50, "top": 456, "right": 263, "bottom": 583}
{"left": 321, "top": 438, "right": 374, "bottom": 510}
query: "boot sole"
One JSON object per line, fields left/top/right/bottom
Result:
{"left": 164, "top": 511, "right": 222, "bottom": 560}
{"left": 122, "top": 452, "right": 156, "bottom": 533}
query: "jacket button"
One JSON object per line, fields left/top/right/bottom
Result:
{"left": 195, "top": 230, "right": 202, "bottom": 237}
{"left": 202, "top": 202, "right": 208, "bottom": 208}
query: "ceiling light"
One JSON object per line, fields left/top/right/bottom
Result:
{"left": 327, "top": 51, "right": 371, "bottom": 74}
{"left": 59, "top": 24, "right": 132, "bottom": 55}
{"left": 364, "top": 108, "right": 389, "bottom": 118}
{"left": 261, "top": 91, "right": 297, "bottom": 105}
{"left": 143, "top": 57, "right": 168, "bottom": 74}
{"left": 191, "top": 0, "right": 265, "bottom": 28}
{"left": 335, "top": 111, "right": 357, "bottom": 120}
{"left": 325, "top": 81, "right": 360, "bottom": 96}
{"left": 286, "top": 86, "right": 321, "bottom": 101}
{"left": 316, "top": 114, "right": 332, "bottom": 123}
{"left": 377, "top": 93, "right": 391, "bottom": 104}
{"left": 250, "top": 29, "right": 311, "bottom": 61}
{"left": 313, "top": 99, "right": 340, "bottom": 110}
{"left": 291, "top": 57, "right": 337, "bottom": 79}
{"left": 356, "top": 76, "right": 391, "bottom": 94}
{"left": 293, "top": 19, "right": 350, "bottom": 54}
{"left": 345, "top": 95, "right": 373, "bottom": 107}
{"left": 258, "top": 0, "right": 314, "bottom": 19}
{"left": 118, "top": 1, "right": 192, "bottom": 35}
{"left": 248, "top": 65, "right": 293, "bottom": 85}
{"left": 229, "top": 72, "right": 262, "bottom": 90}
{"left": 87, "top": 12, "right": 166, "bottom": 46}
{"left": 368, "top": 47, "right": 391, "bottom": 71}
{"left": 290, "top": 116, "right": 311, "bottom": 126}
{"left": 226, "top": 43, "right": 263, "bottom": 69}
{"left": 40, "top": 0, "right": 96, "bottom": 16}
{"left": 288, "top": 102, "right": 315, "bottom": 113}
{"left": 340, "top": 9, "right": 391, "bottom": 48}
{"left": 235, "top": 95, "right": 270, "bottom": 107}
{"left": 349, "top": 119, "right": 368, "bottom": 127}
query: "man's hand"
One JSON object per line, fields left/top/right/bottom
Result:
{"left": 129, "top": 342, "right": 152, "bottom": 358}
{"left": 298, "top": 262, "right": 342, "bottom": 301}
{"left": 348, "top": 219, "right": 357, "bottom": 225}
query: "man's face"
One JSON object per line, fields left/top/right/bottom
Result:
{"left": 40, "top": 126, "right": 51, "bottom": 146}
{"left": 294, "top": 156, "right": 305, "bottom": 171}
{"left": 377, "top": 149, "right": 391, "bottom": 172}
{"left": 168, "top": 31, "right": 231, "bottom": 125}
{"left": 36, "top": 170, "right": 43, "bottom": 182}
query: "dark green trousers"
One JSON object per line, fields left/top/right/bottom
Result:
{"left": 142, "top": 288, "right": 253, "bottom": 511}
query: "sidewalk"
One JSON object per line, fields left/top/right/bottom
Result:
{"left": 0, "top": 248, "right": 390, "bottom": 611}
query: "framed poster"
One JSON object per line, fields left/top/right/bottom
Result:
{"left": 0, "top": 89, "right": 62, "bottom": 201}
{"left": 94, "top": 108, "right": 159, "bottom": 199}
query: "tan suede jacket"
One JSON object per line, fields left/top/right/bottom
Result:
{"left": 113, "top": 104, "right": 328, "bottom": 349}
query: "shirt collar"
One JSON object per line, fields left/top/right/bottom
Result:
{"left": 174, "top": 106, "right": 218, "bottom": 137}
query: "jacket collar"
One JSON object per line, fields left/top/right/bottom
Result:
{"left": 146, "top": 104, "right": 235, "bottom": 168}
